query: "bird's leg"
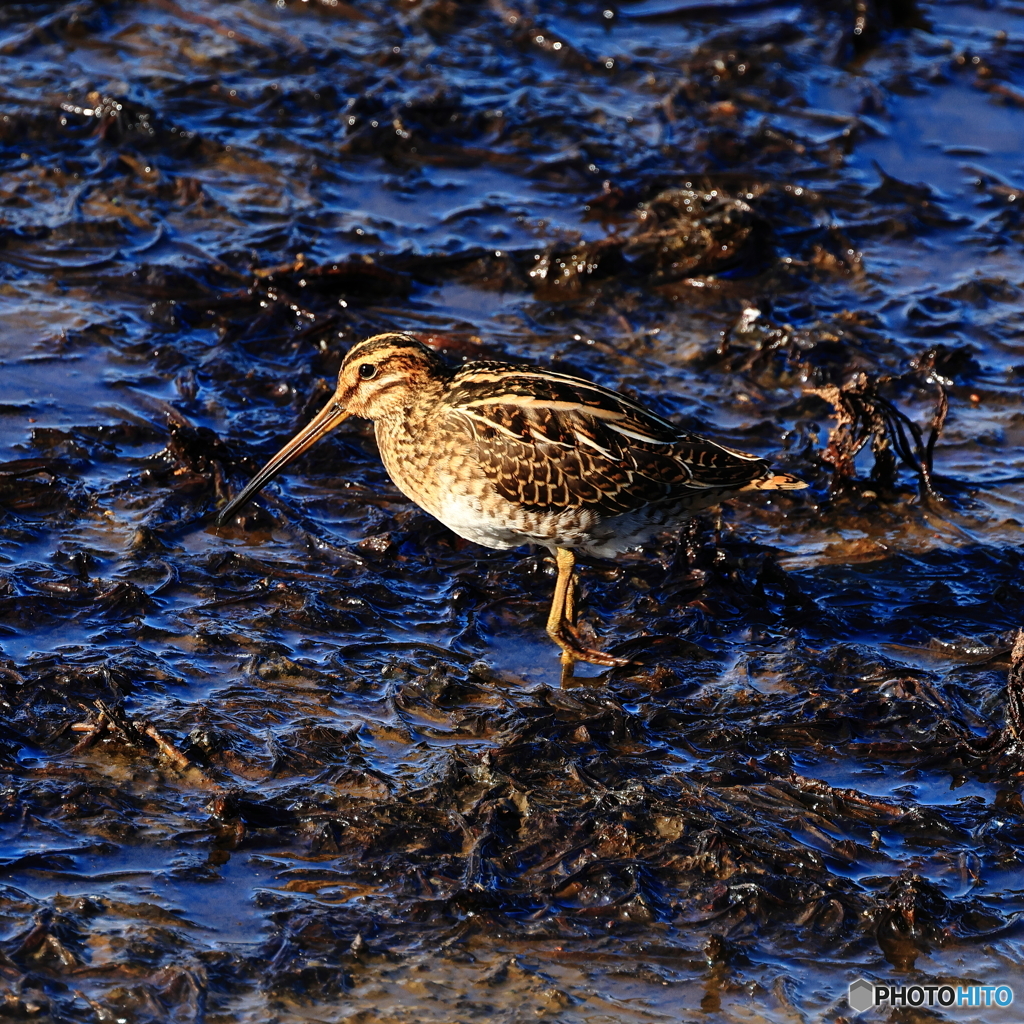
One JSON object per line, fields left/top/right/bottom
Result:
{"left": 559, "top": 568, "right": 577, "bottom": 683}
{"left": 564, "top": 566, "right": 576, "bottom": 633}
{"left": 546, "top": 547, "right": 575, "bottom": 652}
{"left": 546, "top": 548, "right": 630, "bottom": 669}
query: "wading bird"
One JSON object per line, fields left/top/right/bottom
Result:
{"left": 217, "top": 334, "right": 804, "bottom": 671}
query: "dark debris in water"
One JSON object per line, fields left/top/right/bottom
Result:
{"left": 1, "top": 0, "right": 1023, "bottom": 1019}
{"left": 808, "top": 368, "right": 949, "bottom": 497}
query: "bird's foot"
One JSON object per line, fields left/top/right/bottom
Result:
{"left": 547, "top": 623, "right": 632, "bottom": 668}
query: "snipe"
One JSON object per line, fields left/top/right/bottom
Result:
{"left": 217, "top": 333, "right": 805, "bottom": 670}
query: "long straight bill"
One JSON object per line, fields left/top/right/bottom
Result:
{"left": 215, "top": 400, "right": 349, "bottom": 525}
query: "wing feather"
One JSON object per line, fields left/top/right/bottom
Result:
{"left": 445, "top": 362, "right": 772, "bottom": 514}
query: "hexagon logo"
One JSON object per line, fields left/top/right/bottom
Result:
{"left": 848, "top": 978, "right": 875, "bottom": 1015}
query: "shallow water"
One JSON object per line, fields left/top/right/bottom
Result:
{"left": 1, "top": 0, "right": 1023, "bottom": 1021}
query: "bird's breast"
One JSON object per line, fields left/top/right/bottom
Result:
{"left": 373, "top": 410, "right": 480, "bottom": 520}
{"left": 371, "top": 412, "right": 596, "bottom": 551}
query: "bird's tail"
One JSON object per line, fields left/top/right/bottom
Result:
{"left": 741, "top": 472, "right": 808, "bottom": 491}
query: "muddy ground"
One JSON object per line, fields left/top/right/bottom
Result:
{"left": 1, "top": 0, "right": 1023, "bottom": 1021}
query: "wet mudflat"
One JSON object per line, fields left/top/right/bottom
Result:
{"left": 1, "top": 0, "right": 1024, "bottom": 1020}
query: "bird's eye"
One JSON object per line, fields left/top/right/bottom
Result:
{"left": 358, "top": 363, "right": 378, "bottom": 380}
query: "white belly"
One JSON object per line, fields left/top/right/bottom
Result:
{"left": 433, "top": 491, "right": 539, "bottom": 550}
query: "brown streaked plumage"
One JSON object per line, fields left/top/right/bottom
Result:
{"left": 217, "top": 333, "right": 805, "bottom": 669}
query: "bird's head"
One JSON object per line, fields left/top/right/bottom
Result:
{"left": 216, "top": 333, "right": 442, "bottom": 524}
{"left": 332, "top": 333, "right": 442, "bottom": 420}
